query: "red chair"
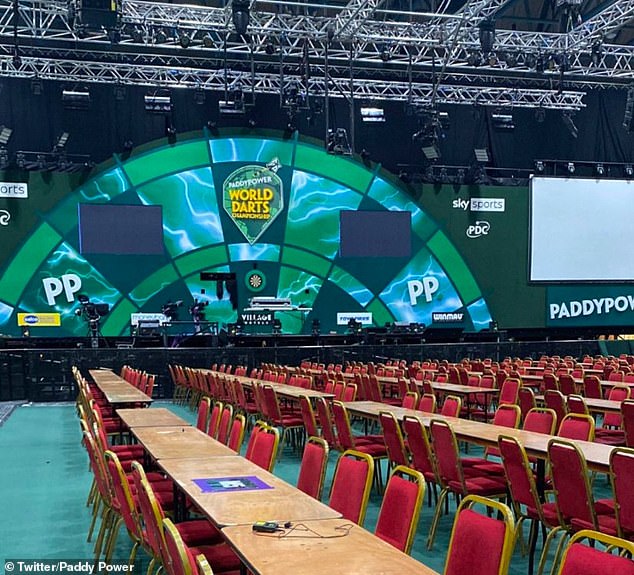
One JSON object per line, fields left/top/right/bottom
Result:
{"left": 440, "top": 394, "right": 462, "bottom": 417}
{"left": 207, "top": 401, "right": 223, "bottom": 439}
{"left": 558, "top": 413, "right": 595, "bottom": 441}
{"left": 262, "top": 384, "right": 304, "bottom": 454}
{"left": 548, "top": 438, "right": 617, "bottom": 566}
{"left": 499, "top": 377, "right": 521, "bottom": 405}
{"left": 443, "top": 495, "right": 516, "bottom": 575}
{"left": 523, "top": 407, "right": 557, "bottom": 435}
{"left": 299, "top": 394, "right": 320, "bottom": 439}
{"left": 583, "top": 375, "right": 603, "bottom": 399}
{"left": 543, "top": 373, "right": 560, "bottom": 392}
{"left": 401, "top": 390, "right": 419, "bottom": 410}
{"left": 195, "top": 397, "right": 211, "bottom": 433}
{"left": 566, "top": 394, "right": 589, "bottom": 415}
{"left": 609, "top": 447, "right": 634, "bottom": 539}
{"left": 544, "top": 390, "right": 568, "bottom": 432}
{"left": 463, "top": 404, "right": 521, "bottom": 475}
{"left": 331, "top": 401, "right": 387, "bottom": 491}
{"left": 518, "top": 386, "right": 537, "bottom": 422}
{"left": 327, "top": 450, "right": 374, "bottom": 526}
{"left": 427, "top": 419, "right": 507, "bottom": 549}
{"left": 402, "top": 415, "right": 440, "bottom": 507}
{"left": 498, "top": 435, "right": 561, "bottom": 575}
{"left": 559, "top": 373, "right": 577, "bottom": 396}
{"left": 296, "top": 436, "right": 329, "bottom": 501}
{"left": 623, "top": 400, "right": 634, "bottom": 447}
{"left": 379, "top": 410, "right": 409, "bottom": 469}
{"left": 418, "top": 392, "right": 437, "bottom": 413}
{"left": 215, "top": 404, "right": 233, "bottom": 445}
{"left": 555, "top": 530, "right": 634, "bottom": 575}
{"left": 226, "top": 414, "right": 246, "bottom": 452}
{"left": 315, "top": 397, "right": 338, "bottom": 450}
{"left": 601, "top": 384, "right": 631, "bottom": 430}
{"left": 245, "top": 423, "right": 280, "bottom": 472}
{"left": 374, "top": 465, "right": 425, "bottom": 554}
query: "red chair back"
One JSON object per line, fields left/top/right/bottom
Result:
{"left": 216, "top": 404, "right": 233, "bottom": 445}
{"left": 299, "top": 395, "right": 319, "bottom": 438}
{"left": 440, "top": 395, "right": 462, "bottom": 418}
{"left": 207, "top": 401, "right": 223, "bottom": 438}
{"left": 316, "top": 397, "right": 338, "bottom": 449}
{"left": 418, "top": 393, "right": 436, "bottom": 413}
{"left": 195, "top": 397, "right": 211, "bottom": 433}
{"left": 523, "top": 407, "right": 557, "bottom": 435}
{"left": 402, "top": 415, "right": 437, "bottom": 483}
{"left": 604, "top": 385, "right": 631, "bottom": 428}
{"left": 583, "top": 375, "right": 603, "bottom": 399}
{"left": 517, "top": 387, "right": 536, "bottom": 421}
{"left": 623, "top": 400, "right": 634, "bottom": 447}
{"left": 331, "top": 401, "right": 356, "bottom": 450}
{"left": 499, "top": 378, "right": 520, "bottom": 405}
{"left": 296, "top": 437, "right": 329, "bottom": 501}
{"left": 557, "top": 531, "right": 634, "bottom": 575}
{"left": 429, "top": 419, "right": 463, "bottom": 487}
{"left": 559, "top": 373, "right": 577, "bottom": 396}
{"left": 558, "top": 413, "right": 595, "bottom": 441}
{"left": 544, "top": 390, "right": 567, "bottom": 431}
{"left": 374, "top": 466, "right": 425, "bottom": 554}
{"left": 328, "top": 450, "right": 374, "bottom": 525}
{"left": 227, "top": 414, "right": 246, "bottom": 452}
{"left": 379, "top": 411, "right": 409, "bottom": 467}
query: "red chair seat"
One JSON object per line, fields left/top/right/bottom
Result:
{"left": 356, "top": 442, "right": 388, "bottom": 457}
{"left": 594, "top": 498, "right": 617, "bottom": 515}
{"left": 192, "top": 542, "right": 242, "bottom": 572}
{"left": 448, "top": 475, "right": 506, "bottom": 495}
{"left": 570, "top": 512, "right": 619, "bottom": 536}
{"left": 177, "top": 520, "right": 222, "bottom": 546}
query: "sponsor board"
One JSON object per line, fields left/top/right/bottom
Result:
{"left": 17, "top": 312, "right": 61, "bottom": 327}
{"left": 222, "top": 159, "right": 284, "bottom": 244}
{"left": 240, "top": 311, "right": 274, "bottom": 326}
{"left": 452, "top": 198, "right": 505, "bottom": 212}
{"left": 336, "top": 312, "right": 373, "bottom": 326}
{"left": 130, "top": 313, "right": 170, "bottom": 326}
{"left": 0, "top": 209, "right": 10, "bottom": 225}
{"left": 466, "top": 221, "right": 490, "bottom": 238}
{"left": 547, "top": 286, "right": 634, "bottom": 326}
{"left": 432, "top": 311, "right": 465, "bottom": 323}
{"left": 0, "top": 182, "right": 28, "bottom": 198}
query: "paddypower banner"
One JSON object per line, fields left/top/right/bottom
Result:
{"left": 222, "top": 159, "right": 284, "bottom": 244}
{"left": 547, "top": 286, "right": 634, "bottom": 326}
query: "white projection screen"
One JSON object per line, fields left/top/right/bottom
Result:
{"left": 530, "top": 176, "right": 634, "bottom": 282}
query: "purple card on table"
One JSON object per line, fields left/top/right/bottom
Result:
{"left": 193, "top": 475, "right": 274, "bottom": 494}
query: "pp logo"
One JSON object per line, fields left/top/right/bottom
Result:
{"left": 0, "top": 209, "right": 10, "bottom": 225}
{"left": 466, "top": 221, "right": 490, "bottom": 238}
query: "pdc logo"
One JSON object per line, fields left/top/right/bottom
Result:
{"left": 466, "top": 221, "right": 491, "bottom": 238}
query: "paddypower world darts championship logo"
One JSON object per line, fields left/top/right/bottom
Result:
{"left": 223, "top": 159, "right": 284, "bottom": 244}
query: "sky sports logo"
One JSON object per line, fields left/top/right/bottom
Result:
{"left": 0, "top": 182, "right": 28, "bottom": 198}
{"left": 452, "top": 198, "right": 505, "bottom": 212}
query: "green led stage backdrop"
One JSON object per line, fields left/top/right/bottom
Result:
{"left": 0, "top": 132, "right": 492, "bottom": 337}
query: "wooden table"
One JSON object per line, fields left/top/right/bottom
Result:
{"left": 89, "top": 369, "right": 152, "bottom": 405}
{"left": 131, "top": 425, "right": 236, "bottom": 460}
{"left": 222, "top": 519, "right": 440, "bottom": 575}
{"left": 117, "top": 407, "right": 190, "bottom": 428}
{"left": 158, "top": 456, "right": 341, "bottom": 528}
{"left": 207, "top": 371, "right": 334, "bottom": 401}
{"left": 535, "top": 394, "right": 623, "bottom": 414}
{"left": 343, "top": 400, "right": 614, "bottom": 474}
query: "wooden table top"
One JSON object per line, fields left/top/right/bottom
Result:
{"left": 430, "top": 382, "right": 499, "bottom": 395}
{"left": 158, "top": 456, "right": 341, "bottom": 528}
{"left": 343, "top": 400, "right": 614, "bottom": 472}
{"left": 207, "top": 371, "right": 334, "bottom": 400}
{"left": 116, "top": 407, "right": 190, "bottom": 428}
{"left": 131, "top": 425, "right": 236, "bottom": 460}
{"left": 89, "top": 369, "right": 152, "bottom": 405}
{"left": 535, "top": 394, "right": 623, "bottom": 413}
{"left": 222, "top": 519, "right": 440, "bottom": 575}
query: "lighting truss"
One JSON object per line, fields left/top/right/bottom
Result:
{"left": 0, "top": 51, "right": 586, "bottom": 109}
{"left": 0, "top": 0, "right": 631, "bottom": 106}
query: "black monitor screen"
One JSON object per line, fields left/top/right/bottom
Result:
{"left": 340, "top": 210, "right": 411, "bottom": 258}
{"left": 78, "top": 204, "right": 164, "bottom": 255}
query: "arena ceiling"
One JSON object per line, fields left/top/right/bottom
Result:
{"left": 0, "top": 0, "right": 633, "bottom": 110}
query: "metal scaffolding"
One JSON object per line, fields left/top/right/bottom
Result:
{"left": 0, "top": 0, "right": 632, "bottom": 108}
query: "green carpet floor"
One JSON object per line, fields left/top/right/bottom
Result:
{"left": 0, "top": 402, "right": 615, "bottom": 574}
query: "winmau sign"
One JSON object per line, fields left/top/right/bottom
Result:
{"left": 223, "top": 159, "right": 284, "bottom": 244}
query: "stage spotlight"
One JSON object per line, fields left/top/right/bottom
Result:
{"left": 131, "top": 26, "right": 144, "bottom": 43}
{"left": 178, "top": 31, "right": 191, "bottom": 48}
{"left": 62, "top": 88, "right": 91, "bottom": 110}
{"left": 154, "top": 28, "right": 168, "bottom": 43}
{"left": 232, "top": 0, "right": 250, "bottom": 36}
{"left": 202, "top": 33, "right": 215, "bottom": 48}
{"left": 467, "top": 51, "right": 483, "bottom": 67}
{"left": 596, "top": 163, "right": 605, "bottom": 176}
{"left": 534, "top": 108, "right": 546, "bottom": 123}
{"left": 478, "top": 19, "right": 496, "bottom": 54}
{"left": 123, "top": 139, "right": 134, "bottom": 152}
{"left": 193, "top": 87, "right": 206, "bottom": 105}
{"left": 474, "top": 148, "right": 490, "bottom": 164}
{"left": 625, "top": 164, "right": 634, "bottom": 178}
{"left": 567, "top": 162, "right": 575, "bottom": 174}
{"left": 535, "top": 160, "right": 545, "bottom": 173}
{"left": 31, "top": 78, "right": 43, "bottom": 96}
{"left": 0, "top": 126, "right": 13, "bottom": 146}
{"left": 144, "top": 92, "right": 172, "bottom": 113}
{"left": 54, "top": 132, "right": 70, "bottom": 152}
